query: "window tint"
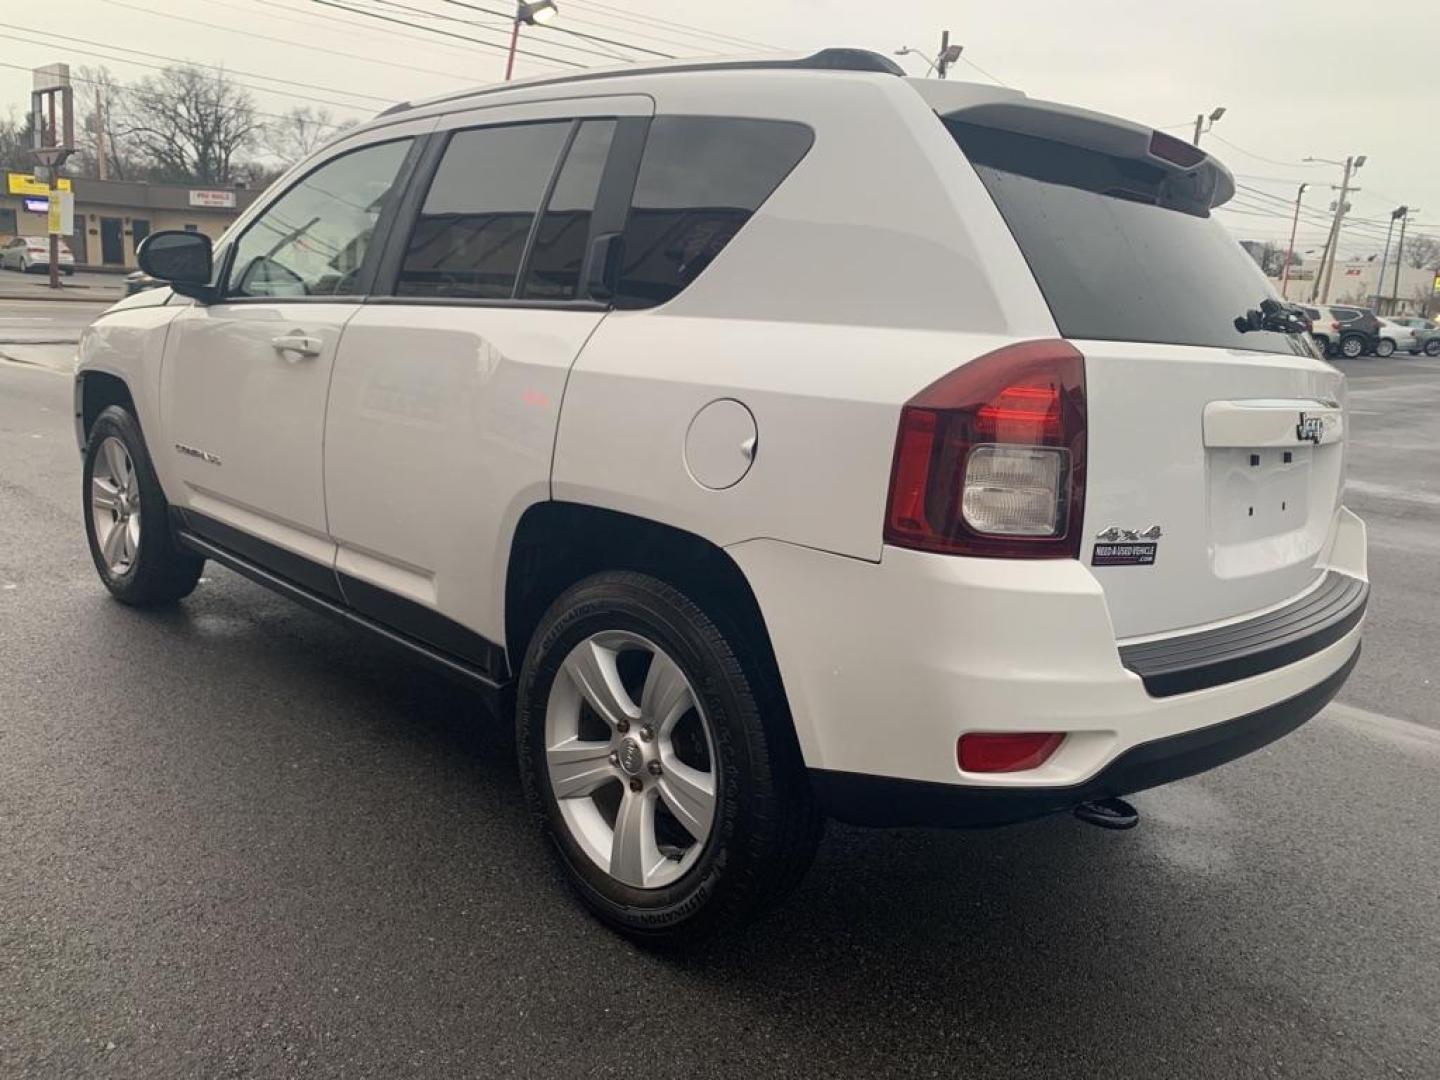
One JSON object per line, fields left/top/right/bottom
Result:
{"left": 1330, "top": 308, "right": 1360, "bottom": 321}
{"left": 949, "top": 122, "right": 1310, "bottom": 358}
{"left": 398, "top": 122, "right": 570, "bottom": 299}
{"left": 519, "top": 120, "right": 615, "bottom": 300}
{"left": 1301, "top": 307, "right": 1322, "bottom": 320}
{"left": 229, "top": 140, "right": 411, "bottom": 299}
{"left": 614, "top": 117, "right": 813, "bottom": 309}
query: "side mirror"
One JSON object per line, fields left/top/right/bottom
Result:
{"left": 136, "top": 230, "right": 215, "bottom": 302}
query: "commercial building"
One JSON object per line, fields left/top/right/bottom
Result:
{"left": 1, "top": 173, "right": 261, "bottom": 270}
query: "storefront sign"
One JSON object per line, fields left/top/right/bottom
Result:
{"left": 22, "top": 196, "right": 48, "bottom": 213}
{"left": 188, "top": 189, "right": 237, "bottom": 209}
{"left": 6, "top": 172, "right": 72, "bottom": 196}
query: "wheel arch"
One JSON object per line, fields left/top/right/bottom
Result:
{"left": 76, "top": 370, "right": 137, "bottom": 450}
{"left": 504, "top": 502, "right": 801, "bottom": 757}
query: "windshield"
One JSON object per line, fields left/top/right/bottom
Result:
{"left": 948, "top": 121, "right": 1310, "bottom": 358}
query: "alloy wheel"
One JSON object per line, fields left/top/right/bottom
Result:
{"left": 91, "top": 436, "right": 141, "bottom": 575}
{"left": 545, "top": 630, "right": 718, "bottom": 889}
{"left": 1341, "top": 336, "right": 1364, "bottom": 358}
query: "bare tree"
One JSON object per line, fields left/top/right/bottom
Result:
{"left": 1240, "top": 240, "right": 1300, "bottom": 277}
{"left": 69, "top": 66, "right": 135, "bottom": 180}
{"left": 117, "top": 65, "right": 261, "bottom": 185}
{"left": 1402, "top": 234, "right": 1440, "bottom": 271}
{"left": 0, "top": 108, "right": 36, "bottom": 173}
{"left": 260, "top": 106, "right": 353, "bottom": 167}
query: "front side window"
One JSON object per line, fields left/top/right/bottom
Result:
{"left": 614, "top": 117, "right": 814, "bottom": 310}
{"left": 397, "top": 122, "right": 571, "bottom": 299}
{"left": 228, "top": 139, "right": 412, "bottom": 299}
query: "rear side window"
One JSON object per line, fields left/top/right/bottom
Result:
{"left": 398, "top": 122, "right": 571, "bottom": 299}
{"left": 1330, "top": 308, "right": 1360, "bottom": 322}
{"left": 614, "top": 117, "right": 813, "bottom": 310}
{"left": 520, "top": 119, "right": 616, "bottom": 301}
{"left": 949, "top": 121, "right": 1309, "bottom": 357}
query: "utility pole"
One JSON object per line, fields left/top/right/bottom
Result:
{"left": 1281, "top": 182, "right": 1308, "bottom": 298}
{"left": 1393, "top": 206, "right": 1418, "bottom": 304}
{"left": 94, "top": 87, "right": 107, "bottom": 181}
{"left": 1307, "top": 153, "right": 1365, "bottom": 303}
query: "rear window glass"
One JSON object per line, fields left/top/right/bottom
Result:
{"left": 948, "top": 121, "right": 1309, "bottom": 357}
{"left": 614, "top": 117, "right": 813, "bottom": 310}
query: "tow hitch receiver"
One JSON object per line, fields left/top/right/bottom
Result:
{"left": 1074, "top": 796, "right": 1139, "bottom": 830}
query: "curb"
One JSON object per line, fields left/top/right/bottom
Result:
{"left": 0, "top": 291, "right": 121, "bottom": 304}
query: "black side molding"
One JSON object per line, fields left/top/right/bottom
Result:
{"left": 811, "top": 644, "right": 1359, "bottom": 829}
{"left": 1119, "top": 571, "right": 1368, "bottom": 697}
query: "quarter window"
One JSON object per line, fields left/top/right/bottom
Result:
{"left": 228, "top": 139, "right": 412, "bottom": 299}
{"left": 614, "top": 117, "right": 813, "bottom": 310}
{"left": 520, "top": 119, "right": 616, "bottom": 301}
{"left": 398, "top": 122, "right": 571, "bottom": 299}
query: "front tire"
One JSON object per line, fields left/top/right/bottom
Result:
{"left": 516, "top": 571, "right": 821, "bottom": 945}
{"left": 82, "top": 405, "right": 204, "bottom": 606}
{"left": 1375, "top": 338, "right": 1396, "bottom": 357}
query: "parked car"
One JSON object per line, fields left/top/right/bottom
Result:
{"left": 123, "top": 270, "right": 161, "bottom": 296}
{"left": 74, "top": 50, "right": 1368, "bottom": 943}
{"left": 1382, "top": 315, "right": 1438, "bottom": 356}
{"left": 1414, "top": 325, "right": 1440, "bottom": 357}
{"left": 0, "top": 235, "right": 75, "bottom": 274}
{"left": 1298, "top": 303, "right": 1380, "bottom": 357}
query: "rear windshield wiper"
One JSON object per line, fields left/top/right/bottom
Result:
{"left": 1234, "top": 298, "right": 1309, "bottom": 335}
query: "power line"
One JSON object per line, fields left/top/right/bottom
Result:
{"left": 0, "top": 28, "right": 375, "bottom": 116}
{"left": 958, "top": 55, "right": 1008, "bottom": 87}
{"left": 96, "top": 0, "right": 510, "bottom": 82}
{"left": 563, "top": 0, "right": 783, "bottom": 52}
{"left": 362, "top": 0, "right": 632, "bottom": 62}
{"left": 247, "top": 0, "right": 495, "bottom": 64}
{"left": 310, "top": 0, "right": 585, "bottom": 69}
{"left": 439, "top": 0, "right": 676, "bottom": 59}
{"left": 0, "top": 21, "right": 393, "bottom": 107}
{"left": 1209, "top": 134, "right": 1328, "bottom": 171}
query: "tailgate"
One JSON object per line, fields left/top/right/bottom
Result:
{"left": 1080, "top": 341, "right": 1345, "bottom": 638}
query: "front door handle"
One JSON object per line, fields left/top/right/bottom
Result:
{"left": 271, "top": 333, "right": 322, "bottom": 359}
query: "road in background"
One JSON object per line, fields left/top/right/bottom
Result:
{"left": 0, "top": 271, "right": 125, "bottom": 304}
{"left": 0, "top": 300, "right": 109, "bottom": 374}
{"left": 1, "top": 352, "right": 1437, "bottom": 1078}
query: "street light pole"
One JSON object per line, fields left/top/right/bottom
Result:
{"left": 1192, "top": 105, "right": 1226, "bottom": 146}
{"left": 1281, "top": 182, "right": 1308, "bottom": 298}
{"left": 1373, "top": 206, "right": 1403, "bottom": 315}
{"left": 1393, "top": 207, "right": 1419, "bottom": 306}
{"left": 505, "top": 0, "right": 558, "bottom": 82}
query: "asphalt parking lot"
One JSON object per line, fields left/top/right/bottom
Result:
{"left": 1, "top": 347, "right": 1437, "bottom": 1078}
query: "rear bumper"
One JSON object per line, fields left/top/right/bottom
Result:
{"left": 811, "top": 645, "right": 1358, "bottom": 828}
{"left": 728, "top": 507, "right": 1368, "bottom": 816}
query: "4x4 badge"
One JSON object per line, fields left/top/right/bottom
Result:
{"left": 1296, "top": 412, "right": 1325, "bottom": 444}
{"left": 1092, "top": 525, "right": 1160, "bottom": 567}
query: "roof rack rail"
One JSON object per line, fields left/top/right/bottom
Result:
{"left": 375, "top": 47, "right": 903, "bottom": 118}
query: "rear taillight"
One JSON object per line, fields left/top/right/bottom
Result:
{"left": 958, "top": 732, "right": 1064, "bottom": 773}
{"left": 1331, "top": 321, "right": 1342, "bottom": 331}
{"left": 884, "top": 340, "right": 1086, "bottom": 558}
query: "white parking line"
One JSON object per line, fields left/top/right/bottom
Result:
{"left": 1323, "top": 702, "right": 1440, "bottom": 754}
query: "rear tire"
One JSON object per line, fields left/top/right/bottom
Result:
{"left": 1426, "top": 340, "right": 1440, "bottom": 358}
{"left": 516, "top": 571, "right": 821, "bottom": 945}
{"left": 1376, "top": 338, "right": 1396, "bottom": 357}
{"left": 1339, "top": 334, "right": 1366, "bottom": 359}
{"left": 82, "top": 405, "right": 204, "bottom": 607}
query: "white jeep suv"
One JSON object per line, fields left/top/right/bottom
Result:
{"left": 74, "top": 49, "right": 1368, "bottom": 943}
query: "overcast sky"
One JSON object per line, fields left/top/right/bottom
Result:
{"left": 3, "top": 0, "right": 1435, "bottom": 260}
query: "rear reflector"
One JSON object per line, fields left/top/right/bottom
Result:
{"left": 958, "top": 732, "right": 1064, "bottom": 773}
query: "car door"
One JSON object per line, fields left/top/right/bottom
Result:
{"left": 159, "top": 126, "right": 429, "bottom": 593}
{"left": 322, "top": 96, "right": 651, "bottom": 672}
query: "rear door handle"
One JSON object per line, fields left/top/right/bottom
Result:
{"left": 271, "top": 333, "right": 322, "bottom": 359}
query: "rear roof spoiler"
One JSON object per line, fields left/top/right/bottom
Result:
{"left": 909, "top": 79, "right": 1236, "bottom": 210}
